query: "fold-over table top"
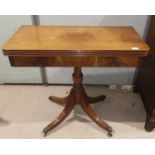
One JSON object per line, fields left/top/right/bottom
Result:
{"left": 3, "top": 25, "right": 149, "bottom": 56}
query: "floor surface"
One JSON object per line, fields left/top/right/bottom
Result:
{"left": 0, "top": 85, "right": 154, "bottom": 139}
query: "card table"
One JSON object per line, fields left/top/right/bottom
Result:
{"left": 2, "top": 25, "right": 149, "bottom": 137}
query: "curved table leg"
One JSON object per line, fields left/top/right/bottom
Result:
{"left": 43, "top": 67, "right": 112, "bottom": 137}
{"left": 49, "top": 95, "right": 70, "bottom": 105}
{"left": 43, "top": 91, "right": 75, "bottom": 136}
{"left": 80, "top": 100, "right": 113, "bottom": 137}
{"left": 82, "top": 87, "right": 106, "bottom": 104}
{"left": 86, "top": 95, "right": 106, "bottom": 104}
{"left": 49, "top": 90, "right": 71, "bottom": 105}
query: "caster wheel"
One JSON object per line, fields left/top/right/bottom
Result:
{"left": 108, "top": 132, "right": 112, "bottom": 137}
{"left": 43, "top": 129, "right": 47, "bottom": 137}
{"left": 43, "top": 131, "right": 47, "bottom": 137}
{"left": 106, "top": 126, "right": 113, "bottom": 137}
{"left": 107, "top": 126, "right": 113, "bottom": 132}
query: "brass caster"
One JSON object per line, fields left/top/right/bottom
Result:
{"left": 107, "top": 126, "right": 113, "bottom": 137}
{"left": 107, "top": 126, "right": 112, "bottom": 132}
{"left": 108, "top": 132, "right": 112, "bottom": 137}
{"left": 43, "top": 128, "right": 47, "bottom": 137}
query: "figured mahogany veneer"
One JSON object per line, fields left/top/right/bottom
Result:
{"left": 9, "top": 55, "right": 141, "bottom": 67}
{"left": 3, "top": 25, "right": 149, "bottom": 54}
{"left": 2, "top": 25, "right": 150, "bottom": 137}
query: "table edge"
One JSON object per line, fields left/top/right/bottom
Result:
{"left": 3, "top": 49, "right": 150, "bottom": 57}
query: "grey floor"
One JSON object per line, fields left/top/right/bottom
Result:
{"left": 0, "top": 85, "right": 154, "bottom": 138}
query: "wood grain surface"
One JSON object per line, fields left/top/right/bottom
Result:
{"left": 9, "top": 55, "right": 141, "bottom": 67}
{"left": 3, "top": 25, "right": 149, "bottom": 56}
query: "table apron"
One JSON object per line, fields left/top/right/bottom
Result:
{"left": 9, "top": 55, "right": 142, "bottom": 67}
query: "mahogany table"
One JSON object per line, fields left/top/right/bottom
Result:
{"left": 2, "top": 25, "right": 149, "bottom": 137}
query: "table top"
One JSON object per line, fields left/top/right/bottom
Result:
{"left": 3, "top": 25, "right": 149, "bottom": 56}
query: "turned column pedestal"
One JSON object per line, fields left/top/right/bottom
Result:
{"left": 43, "top": 67, "right": 113, "bottom": 137}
